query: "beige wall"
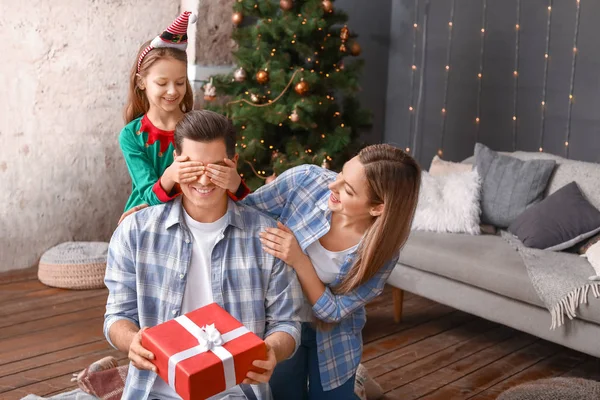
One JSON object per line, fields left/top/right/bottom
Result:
{"left": 194, "top": 0, "right": 235, "bottom": 65}
{"left": 0, "top": 1, "right": 180, "bottom": 272}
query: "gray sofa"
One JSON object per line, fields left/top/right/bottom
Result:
{"left": 387, "top": 150, "right": 600, "bottom": 358}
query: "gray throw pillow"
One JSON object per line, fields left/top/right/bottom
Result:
{"left": 508, "top": 182, "right": 600, "bottom": 251}
{"left": 474, "top": 143, "right": 556, "bottom": 227}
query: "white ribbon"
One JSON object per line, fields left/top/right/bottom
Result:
{"left": 168, "top": 315, "right": 250, "bottom": 392}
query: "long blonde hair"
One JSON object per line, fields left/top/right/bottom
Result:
{"left": 335, "top": 144, "right": 421, "bottom": 294}
{"left": 123, "top": 40, "right": 194, "bottom": 123}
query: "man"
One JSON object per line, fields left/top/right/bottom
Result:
{"left": 104, "top": 110, "right": 304, "bottom": 400}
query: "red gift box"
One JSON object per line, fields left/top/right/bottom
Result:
{"left": 141, "top": 303, "right": 267, "bottom": 400}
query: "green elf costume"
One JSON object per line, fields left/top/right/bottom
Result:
{"left": 120, "top": 11, "right": 249, "bottom": 212}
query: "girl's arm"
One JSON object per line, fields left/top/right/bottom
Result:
{"left": 241, "top": 165, "right": 313, "bottom": 219}
{"left": 119, "top": 128, "right": 178, "bottom": 208}
{"left": 120, "top": 130, "right": 249, "bottom": 210}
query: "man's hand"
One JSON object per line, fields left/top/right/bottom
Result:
{"left": 129, "top": 327, "right": 156, "bottom": 372}
{"left": 241, "top": 343, "right": 277, "bottom": 385}
{"left": 206, "top": 158, "right": 242, "bottom": 193}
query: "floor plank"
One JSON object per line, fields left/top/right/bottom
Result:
{"left": 0, "top": 267, "right": 38, "bottom": 285}
{"left": 365, "top": 318, "right": 501, "bottom": 379}
{"left": 0, "top": 288, "right": 107, "bottom": 318}
{"left": 0, "top": 292, "right": 107, "bottom": 329}
{"left": 0, "top": 315, "right": 106, "bottom": 366}
{"left": 0, "top": 280, "right": 49, "bottom": 303}
{"left": 363, "top": 311, "right": 477, "bottom": 363}
{"left": 560, "top": 357, "right": 600, "bottom": 381}
{"left": 0, "top": 305, "right": 106, "bottom": 341}
{"left": 0, "top": 340, "right": 111, "bottom": 378}
{"left": 385, "top": 332, "right": 540, "bottom": 399}
{"left": 422, "top": 340, "right": 562, "bottom": 399}
{"left": 373, "top": 324, "right": 517, "bottom": 394}
{"left": 363, "top": 301, "right": 457, "bottom": 345}
{"left": 473, "top": 350, "right": 589, "bottom": 399}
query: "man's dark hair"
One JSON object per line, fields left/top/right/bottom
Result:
{"left": 174, "top": 110, "right": 236, "bottom": 158}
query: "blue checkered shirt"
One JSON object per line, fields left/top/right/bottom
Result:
{"left": 242, "top": 165, "right": 399, "bottom": 391}
{"left": 104, "top": 198, "right": 304, "bottom": 400}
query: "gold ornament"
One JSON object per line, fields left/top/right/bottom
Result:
{"left": 322, "top": 0, "right": 333, "bottom": 13}
{"left": 350, "top": 41, "right": 362, "bottom": 56}
{"left": 250, "top": 93, "right": 260, "bottom": 103}
{"left": 294, "top": 80, "right": 309, "bottom": 95}
{"left": 265, "top": 173, "right": 277, "bottom": 184}
{"left": 280, "top": 0, "right": 293, "bottom": 11}
{"left": 321, "top": 158, "right": 330, "bottom": 169}
{"left": 290, "top": 109, "right": 300, "bottom": 122}
{"left": 232, "top": 12, "right": 244, "bottom": 25}
{"left": 256, "top": 70, "right": 270, "bottom": 84}
{"left": 203, "top": 79, "right": 216, "bottom": 101}
{"left": 340, "top": 25, "right": 349, "bottom": 52}
{"left": 340, "top": 26, "right": 350, "bottom": 41}
{"left": 233, "top": 67, "right": 247, "bottom": 82}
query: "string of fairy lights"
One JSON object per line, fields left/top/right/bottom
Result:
{"left": 512, "top": 0, "right": 521, "bottom": 151}
{"left": 474, "top": 0, "right": 487, "bottom": 141}
{"left": 538, "top": 1, "right": 552, "bottom": 153}
{"left": 565, "top": 0, "right": 582, "bottom": 158}
{"left": 438, "top": 0, "right": 455, "bottom": 158}
{"left": 405, "top": 0, "right": 583, "bottom": 160}
{"left": 406, "top": 0, "right": 420, "bottom": 154}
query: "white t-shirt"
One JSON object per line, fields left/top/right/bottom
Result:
{"left": 150, "top": 209, "right": 237, "bottom": 400}
{"left": 180, "top": 209, "right": 227, "bottom": 313}
{"left": 305, "top": 239, "right": 358, "bottom": 284}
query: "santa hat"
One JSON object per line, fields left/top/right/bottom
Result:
{"left": 137, "top": 11, "right": 197, "bottom": 72}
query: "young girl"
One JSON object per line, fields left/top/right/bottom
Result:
{"left": 240, "top": 144, "right": 421, "bottom": 399}
{"left": 120, "top": 11, "right": 248, "bottom": 212}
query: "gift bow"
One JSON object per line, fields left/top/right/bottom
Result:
{"left": 167, "top": 316, "right": 250, "bottom": 392}
{"left": 198, "top": 324, "right": 224, "bottom": 351}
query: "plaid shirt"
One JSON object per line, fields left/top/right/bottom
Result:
{"left": 104, "top": 198, "right": 304, "bottom": 400}
{"left": 242, "top": 165, "right": 399, "bottom": 391}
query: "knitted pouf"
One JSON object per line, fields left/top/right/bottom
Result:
{"left": 38, "top": 242, "right": 109, "bottom": 290}
{"left": 498, "top": 377, "right": 600, "bottom": 400}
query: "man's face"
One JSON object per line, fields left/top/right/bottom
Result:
{"left": 178, "top": 138, "right": 237, "bottom": 213}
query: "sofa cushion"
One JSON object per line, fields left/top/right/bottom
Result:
{"left": 461, "top": 151, "right": 511, "bottom": 165}
{"left": 429, "top": 155, "right": 472, "bottom": 176}
{"left": 397, "top": 230, "right": 600, "bottom": 325}
{"left": 412, "top": 170, "right": 482, "bottom": 235}
{"left": 511, "top": 151, "right": 600, "bottom": 211}
{"left": 465, "top": 150, "right": 600, "bottom": 211}
{"left": 508, "top": 182, "right": 600, "bottom": 251}
{"left": 474, "top": 143, "right": 556, "bottom": 228}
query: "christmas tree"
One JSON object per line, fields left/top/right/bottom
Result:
{"left": 204, "top": 0, "right": 371, "bottom": 189}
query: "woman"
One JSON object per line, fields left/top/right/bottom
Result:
{"left": 239, "top": 144, "right": 421, "bottom": 399}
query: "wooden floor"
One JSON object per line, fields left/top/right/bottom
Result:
{"left": 1, "top": 269, "right": 599, "bottom": 400}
